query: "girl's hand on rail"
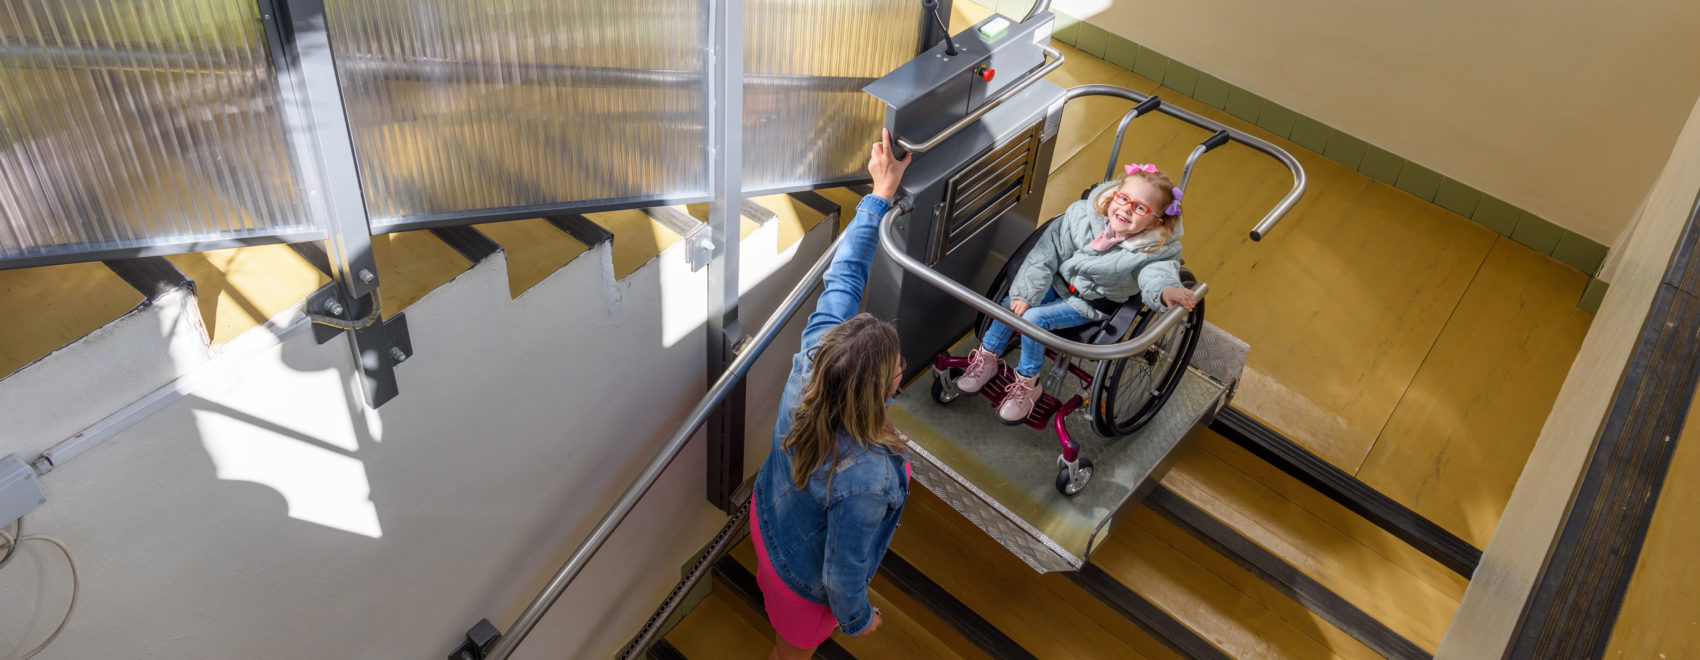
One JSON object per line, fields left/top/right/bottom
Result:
{"left": 869, "top": 129, "right": 911, "bottom": 202}
{"left": 1009, "top": 299, "right": 1031, "bottom": 316}
{"left": 1161, "top": 287, "right": 1197, "bottom": 311}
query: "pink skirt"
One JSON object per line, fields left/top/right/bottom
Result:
{"left": 750, "top": 462, "right": 910, "bottom": 649}
{"left": 750, "top": 503, "right": 839, "bottom": 649}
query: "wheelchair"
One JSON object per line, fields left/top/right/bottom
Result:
{"left": 927, "top": 185, "right": 1205, "bottom": 496}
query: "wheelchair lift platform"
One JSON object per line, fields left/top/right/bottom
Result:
{"left": 892, "top": 322, "right": 1248, "bottom": 573}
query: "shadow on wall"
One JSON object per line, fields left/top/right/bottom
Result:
{"left": 1, "top": 218, "right": 835, "bottom": 657}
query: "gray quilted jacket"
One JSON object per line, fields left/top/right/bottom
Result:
{"left": 1008, "top": 180, "right": 1184, "bottom": 320}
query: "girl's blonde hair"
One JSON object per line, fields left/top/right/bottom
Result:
{"left": 784, "top": 313, "right": 905, "bottom": 490}
{"left": 1093, "top": 170, "right": 1182, "bottom": 252}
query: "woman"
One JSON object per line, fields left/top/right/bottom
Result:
{"left": 749, "top": 129, "right": 910, "bottom": 659}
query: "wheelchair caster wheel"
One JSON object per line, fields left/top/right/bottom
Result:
{"left": 931, "top": 368, "right": 964, "bottom": 405}
{"left": 1056, "top": 456, "right": 1093, "bottom": 496}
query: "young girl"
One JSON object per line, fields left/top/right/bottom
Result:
{"left": 750, "top": 130, "right": 910, "bottom": 659}
{"left": 955, "top": 162, "right": 1198, "bottom": 423}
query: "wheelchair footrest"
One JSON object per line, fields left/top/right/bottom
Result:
{"left": 978, "top": 364, "right": 1064, "bottom": 429}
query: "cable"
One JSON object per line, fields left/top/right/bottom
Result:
{"left": 0, "top": 523, "right": 79, "bottom": 660}
{"left": 0, "top": 518, "right": 18, "bottom": 570}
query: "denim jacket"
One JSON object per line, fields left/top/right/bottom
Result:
{"left": 752, "top": 194, "right": 909, "bottom": 637}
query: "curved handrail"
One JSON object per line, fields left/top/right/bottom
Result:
{"left": 878, "top": 206, "right": 1206, "bottom": 361}
{"left": 1065, "top": 84, "right": 1307, "bottom": 241}
{"left": 483, "top": 227, "right": 856, "bottom": 660}
{"left": 895, "top": 46, "right": 1065, "bottom": 154}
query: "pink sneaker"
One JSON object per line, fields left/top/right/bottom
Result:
{"left": 955, "top": 347, "right": 1001, "bottom": 394}
{"left": 999, "top": 373, "right": 1040, "bottom": 423}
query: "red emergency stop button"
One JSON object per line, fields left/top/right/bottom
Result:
{"left": 977, "top": 66, "right": 996, "bottom": 82}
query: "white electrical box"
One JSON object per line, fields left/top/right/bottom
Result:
{"left": 0, "top": 454, "right": 46, "bottom": 526}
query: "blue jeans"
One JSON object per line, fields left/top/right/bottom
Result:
{"left": 981, "top": 289, "right": 1092, "bottom": 378}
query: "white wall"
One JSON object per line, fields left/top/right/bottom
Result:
{"left": 0, "top": 218, "right": 832, "bottom": 659}
{"left": 1438, "top": 93, "right": 1700, "bottom": 656}
{"left": 1060, "top": 0, "right": 1700, "bottom": 244}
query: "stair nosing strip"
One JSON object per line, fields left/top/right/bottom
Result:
{"left": 1067, "top": 563, "right": 1232, "bottom": 660}
{"left": 1210, "top": 406, "right": 1481, "bottom": 578}
{"left": 1146, "top": 484, "right": 1433, "bottom": 660}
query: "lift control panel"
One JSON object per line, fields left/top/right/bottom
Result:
{"left": 864, "top": 12, "right": 1054, "bottom": 150}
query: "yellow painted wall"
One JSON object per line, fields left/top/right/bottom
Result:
{"left": 1061, "top": 0, "right": 1700, "bottom": 244}
{"left": 1438, "top": 93, "right": 1700, "bottom": 656}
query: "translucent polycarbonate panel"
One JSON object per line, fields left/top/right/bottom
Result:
{"left": 743, "top": 0, "right": 921, "bottom": 190}
{"left": 0, "top": 0, "right": 313, "bottom": 265}
{"left": 326, "top": 1, "right": 708, "bottom": 229}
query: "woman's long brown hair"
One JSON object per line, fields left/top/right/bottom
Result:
{"left": 784, "top": 313, "right": 905, "bottom": 490}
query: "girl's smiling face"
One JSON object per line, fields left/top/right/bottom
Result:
{"left": 1107, "top": 177, "right": 1168, "bottom": 237}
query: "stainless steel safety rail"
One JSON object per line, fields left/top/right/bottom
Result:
{"left": 879, "top": 83, "right": 1305, "bottom": 359}
{"left": 879, "top": 207, "right": 1207, "bottom": 361}
{"left": 482, "top": 226, "right": 857, "bottom": 660}
{"left": 895, "top": 45, "right": 1066, "bottom": 155}
{"left": 1068, "top": 84, "right": 1307, "bottom": 241}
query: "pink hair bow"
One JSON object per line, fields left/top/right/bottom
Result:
{"left": 1124, "top": 162, "right": 1159, "bottom": 176}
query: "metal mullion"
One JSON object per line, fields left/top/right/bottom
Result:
{"left": 705, "top": 0, "right": 745, "bottom": 512}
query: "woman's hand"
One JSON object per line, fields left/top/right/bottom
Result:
{"left": 1009, "top": 299, "right": 1031, "bottom": 316}
{"left": 869, "top": 129, "right": 911, "bottom": 201}
{"left": 1161, "top": 287, "right": 1197, "bottom": 311}
{"left": 856, "top": 612, "right": 885, "bottom": 637}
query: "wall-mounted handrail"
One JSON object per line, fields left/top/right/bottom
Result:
{"left": 895, "top": 46, "right": 1065, "bottom": 154}
{"left": 1065, "top": 84, "right": 1306, "bottom": 241}
{"left": 483, "top": 226, "right": 856, "bottom": 660}
{"left": 879, "top": 207, "right": 1206, "bottom": 361}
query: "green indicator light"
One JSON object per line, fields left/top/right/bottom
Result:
{"left": 979, "top": 17, "right": 1010, "bottom": 40}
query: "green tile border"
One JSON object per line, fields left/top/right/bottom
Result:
{"left": 1132, "top": 45, "right": 1169, "bottom": 83}
{"left": 1394, "top": 162, "right": 1444, "bottom": 202}
{"left": 1579, "top": 278, "right": 1609, "bottom": 314}
{"left": 1256, "top": 103, "right": 1298, "bottom": 140}
{"left": 1162, "top": 60, "right": 1200, "bottom": 97}
{"left": 1105, "top": 34, "right": 1138, "bottom": 70}
{"left": 1433, "top": 178, "right": 1483, "bottom": 218}
{"left": 1075, "top": 22, "right": 1109, "bottom": 58}
{"left": 1511, "top": 213, "right": 1564, "bottom": 255}
{"left": 1224, "top": 87, "right": 1265, "bottom": 124}
{"left": 1047, "top": 13, "right": 1612, "bottom": 305}
{"left": 1359, "top": 145, "right": 1403, "bottom": 185}
{"left": 1192, "top": 72, "right": 1231, "bottom": 109}
{"left": 1552, "top": 232, "right": 1609, "bottom": 275}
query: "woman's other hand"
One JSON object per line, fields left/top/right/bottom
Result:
{"left": 1009, "top": 299, "right": 1030, "bottom": 316}
{"left": 869, "top": 129, "right": 911, "bottom": 201}
{"left": 1160, "top": 287, "right": 1197, "bottom": 311}
{"left": 856, "top": 612, "right": 885, "bottom": 637}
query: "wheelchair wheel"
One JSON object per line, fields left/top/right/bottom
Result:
{"left": 1089, "top": 270, "right": 1204, "bottom": 437}
{"left": 931, "top": 368, "right": 964, "bottom": 404}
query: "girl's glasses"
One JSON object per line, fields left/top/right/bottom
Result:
{"left": 1111, "top": 192, "right": 1155, "bottom": 217}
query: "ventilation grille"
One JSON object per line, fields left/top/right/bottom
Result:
{"left": 929, "top": 122, "right": 1042, "bottom": 264}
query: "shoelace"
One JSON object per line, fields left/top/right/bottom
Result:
{"left": 966, "top": 349, "right": 992, "bottom": 376}
{"left": 1006, "top": 377, "right": 1038, "bottom": 405}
